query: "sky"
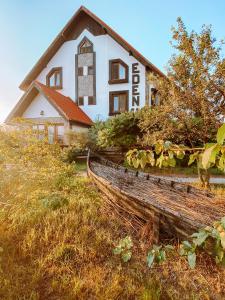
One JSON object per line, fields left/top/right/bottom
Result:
{"left": 0, "top": 0, "right": 225, "bottom": 122}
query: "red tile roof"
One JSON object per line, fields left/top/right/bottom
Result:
{"left": 35, "top": 82, "right": 93, "bottom": 126}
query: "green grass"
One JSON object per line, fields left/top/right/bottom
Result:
{"left": 75, "top": 159, "right": 87, "bottom": 172}
{"left": 0, "top": 131, "right": 225, "bottom": 299}
{"left": 1, "top": 174, "right": 225, "bottom": 299}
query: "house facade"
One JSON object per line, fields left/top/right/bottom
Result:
{"left": 6, "top": 6, "right": 164, "bottom": 144}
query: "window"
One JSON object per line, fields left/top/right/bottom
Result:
{"left": 78, "top": 96, "right": 84, "bottom": 106}
{"left": 32, "top": 124, "right": 64, "bottom": 144}
{"left": 109, "top": 59, "right": 129, "bottom": 84}
{"left": 46, "top": 67, "right": 63, "bottom": 89}
{"left": 88, "top": 66, "right": 94, "bottom": 75}
{"left": 78, "top": 37, "right": 93, "bottom": 54}
{"left": 109, "top": 91, "right": 128, "bottom": 115}
{"left": 151, "top": 88, "right": 159, "bottom": 106}
{"left": 88, "top": 96, "right": 96, "bottom": 105}
{"left": 78, "top": 67, "right": 83, "bottom": 76}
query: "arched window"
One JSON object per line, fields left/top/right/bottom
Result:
{"left": 78, "top": 37, "right": 93, "bottom": 54}
{"left": 46, "top": 67, "right": 63, "bottom": 89}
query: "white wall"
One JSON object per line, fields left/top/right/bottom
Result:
{"left": 22, "top": 92, "right": 61, "bottom": 118}
{"left": 36, "top": 30, "right": 146, "bottom": 121}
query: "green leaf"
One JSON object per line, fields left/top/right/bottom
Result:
{"left": 147, "top": 252, "right": 155, "bottom": 268}
{"left": 113, "top": 246, "right": 122, "bottom": 255}
{"left": 218, "top": 154, "right": 225, "bottom": 171}
{"left": 140, "top": 155, "right": 147, "bottom": 169}
{"left": 188, "top": 152, "right": 199, "bottom": 166}
{"left": 216, "top": 247, "right": 224, "bottom": 262}
{"left": 157, "top": 250, "right": 166, "bottom": 263}
{"left": 192, "top": 230, "right": 209, "bottom": 246}
{"left": 155, "top": 143, "right": 163, "bottom": 155}
{"left": 217, "top": 124, "right": 225, "bottom": 145}
{"left": 176, "top": 150, "right": 185, "bottom": 160}
{"left": 132, "top": 157, "right": 139, "bottom": 168}
{"left": 122, "top": 250, "right": 132, "bottom": 262}
{"left": 179, "top": 246, "right": 186, "bottom": 256}
{"left": 164, "top": 141, "right": 172, "bottom": 150}
{"left": 202, "top": 144, "right": 217, "bottom": 169}
{"left": 182, "top": 240, "right": 192, "bottom": 250}
{"left": 165, "top": 245, "right": 175, "bottom": 251}
{"left": 147, "top": 153, "right": 155, "bottom": 166}
{"left": 220, "top": 235, "right": 225, "bottom": 250}
{"left": 187, "top": 252, "right": 196, "bottom": 269}
{"left": 168, "top": 157, "right": 176, "bottom": 167}
{"left": 123, "top": 236, "right": 133, "bottom": 249}
{"left": 156, "top": 154, "right": 164, "bottom": 168}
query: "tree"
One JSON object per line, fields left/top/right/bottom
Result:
{"left": 140, "top": 18, "right": 225, "bottom": 147}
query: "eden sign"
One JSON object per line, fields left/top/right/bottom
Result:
{"left": 132, "top": 63, "right": 140, "bottom": 108}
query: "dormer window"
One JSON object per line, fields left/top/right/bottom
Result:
{"left": 46, "top": 67, "right": 63, "bottom": 89}
{"left": 78, "top": 37, "right": 93, "bottom": 54}
{"left": 109, "top": 59, "right": 129, "bottom": 84}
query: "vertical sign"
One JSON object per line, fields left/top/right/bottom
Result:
{"left": 132, "top": 63, "right": 140, "bottom": 109}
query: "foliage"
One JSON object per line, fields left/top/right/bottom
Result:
{"left": 41, "top": 193, "right": 69, "bottom": 210}
{"left": 65, "top": 130, "right": 89, "bottom": 150}
{"left": 95, "top": 112, "right": 141, "bottom": 149}
{"left": 62, "top": 131, "right": 90, "bottom": 163}
{"left": 0, "top": 129, "right": 225, "bottom": 298}
{"left": 180, "top": 216, "right": 225, "bottom": 269}
{"left": 126, "top": 140, "right": 185, "bottom": 169}
{"left": 145, "top": 216, "right": 225, "bottom": 270}
{"left": 140, "top": 17, "right": 225, "bottom": 147}
{"left": 87, "top": 120, "right": 105, "bottom": 150}
{"left": 147, "top": 245, "right": 174, "bottom": 268}
{"left": 113, "top": 236, "right": 133, "bottom": 262}
{"left": 179, "top": 241, "right": 197, "bottom": 269}
{"left": 126, "top": 124, "right": 225, "bottom": 187}
{"left": 199, "top": 123, "right": 225, "bottom": 171}
{"left": 138, "top": 106, "right": 215, "bottom": 147}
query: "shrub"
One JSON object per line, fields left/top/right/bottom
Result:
{"left": 41, "top": 193, "right": 69, "bottom": 210}
{"left": 95, "top": 112, "right": 141, "bottom": 149}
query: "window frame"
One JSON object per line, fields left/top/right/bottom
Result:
{"left": 46, "top": 67, "right": 63, "bottom": 90}
{"left": 78, "top": 37, "right": 93, "bottom": 54}
{"left": 151, "top": 88, "right": 159, "bottom": 106}
{"left": 32, "top": 123, "right": 64, "bottom": 144}
{"left": 109, "top": 90, "right": 129, "bottom": 116}
{"left": 109, "top": 59, "right": 129, "bottom": 84}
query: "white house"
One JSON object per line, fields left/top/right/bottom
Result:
{"left": 6, "top": 6, "right": 164, "bottom": 144}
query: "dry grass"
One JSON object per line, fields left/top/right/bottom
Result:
{"left": 0, "top": 130, "right": 225, "bottom": 299}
